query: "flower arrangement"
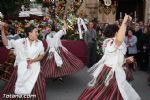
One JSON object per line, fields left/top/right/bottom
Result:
{"left": 96, "top": 34, "right": 106, "bottom": 58}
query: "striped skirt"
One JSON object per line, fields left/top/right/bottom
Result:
{"left": 78, "top": 65, "right": 123, "bottom": 100}
{"left": 0, "top": 67, "right": 46, "bottom": 100}
{"left": 41, "top": 47, "right": 85, "bottom": 78}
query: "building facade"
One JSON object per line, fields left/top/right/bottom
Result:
{"left": 76, "top": 0, "right": 150, "bottom": 24}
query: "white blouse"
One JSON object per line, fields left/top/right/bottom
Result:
{"left": 46, "top": 28, "right": 66, "bottom": 49}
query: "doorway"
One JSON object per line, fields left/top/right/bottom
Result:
{"left": 116, "top": 0, "right": 145, "bottom": 21}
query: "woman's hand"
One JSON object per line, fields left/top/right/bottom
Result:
{"left": 0, "top": 21, "right": 8, "bottom": 27}
{"left": 0, "top": 21, "right": 5, "bottom": 30}
{"left": 0, "top": 21, "right": 8, "bottom": 35}
{"left": 62, "top": 21, "right": 68, "bottom": 30}
{"left": 126, "top": 44, "right": 131, "bottom": 48}
{"left": 122, "top": 14, "right": 132, "bottom": 25}
{"left": 126, "top": 56, "right": 134, "bottom": 64}
{"left": 27, "top": 58, "right": 32, "bottom": 69}
{"left": 0, "top": 21, "right": 9, "bottom": 46}
{"left": 0, "top": 21, "right": 5, "bottom": 26}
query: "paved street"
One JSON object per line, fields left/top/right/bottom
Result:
{"left": 0, "top": 67, "right": 150, "bottom": 100}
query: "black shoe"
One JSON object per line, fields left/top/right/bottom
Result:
{"left": 52, "top": 78, "right": 58, "bottom": 82}
{"left": 58, "top": 77, "right": 64, "bottom": 83}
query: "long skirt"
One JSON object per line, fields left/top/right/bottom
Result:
{"left": 41, "top": 47, "right": 85, "bottom": 78}
{"left": 0, "top": 67, "right": 46, "bottom": 100}
{"left": 78, "top": 65, "right": 123, "bottom": 100}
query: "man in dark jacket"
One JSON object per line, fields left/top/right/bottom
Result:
{"left": 84, "top": 22, "right": 97, "bottom": 68}
{"left": 141, "top": 27, "right": 150, "bottom": 71}
{"left": 133, "top": 23, "right": 143, "bottom": 68}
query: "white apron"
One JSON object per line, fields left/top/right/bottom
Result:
{"left": 7, "top": 38, "right": 44, "bottom": 94}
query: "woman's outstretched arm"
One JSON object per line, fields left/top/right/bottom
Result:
{"left": 0, "top": 22, "right": 8, "bottom": 46}
{"left": 115, "top": 14, "right": 132, "bottom": 47}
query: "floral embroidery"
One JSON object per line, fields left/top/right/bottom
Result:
{"left": 22, "top": 38, "right": 39, "bottom": 47}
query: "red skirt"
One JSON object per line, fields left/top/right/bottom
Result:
{"left": 78, "top": 65, "right": 123, "bottom": 100}
{"left": 0, "top": 67, "right": 46, "bottom": 100}
{"left": 41, "top": 47, "right": 85, "bottom": 78}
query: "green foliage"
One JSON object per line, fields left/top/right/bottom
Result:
{"left": 64, "top": 29, "right": 79, "bottom": 40}
{"left": 96, "top": 35, "right": 106, "bottom": 57}
{"left": 38, "top": 33, "right": 43, "bottom": 40}
{"left": 36, "top": 0, "right": 43, "bottom": 4}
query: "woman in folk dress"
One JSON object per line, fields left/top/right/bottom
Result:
{"left": 0, "top": 22, "right": 46, "bottom": 100}
{"left": 78, "top": 14, "right": 141, "bottom": 100}
{"left": 41, "top": 21, "right": 84, "bottom": 79}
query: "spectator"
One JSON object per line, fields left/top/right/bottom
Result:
{"left": 84, "top": 22, "right": 97, "bottom": 68}
{"left": 140, "top": 27, "right": 150, "bottom": 71}
{"left": 125, "top": 29, "right": 137, "bottom": 70}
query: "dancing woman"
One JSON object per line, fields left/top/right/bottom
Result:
{"left": 0, "top": 22, "right": 46, "bottom": 100}
{"left": 41, "top": 21, "right": 84, "bottom": 79}
{"left": 78, "top": 14, "right": 141, "bottom": 100}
